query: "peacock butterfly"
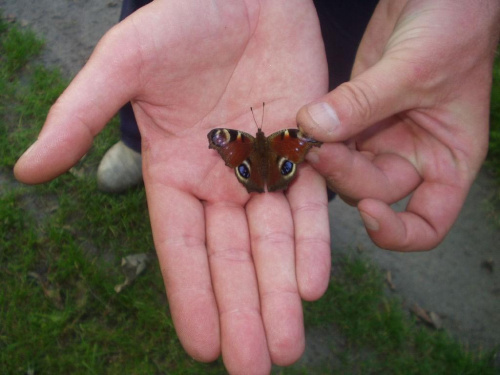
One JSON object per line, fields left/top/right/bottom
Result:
{"left": 207, "top": 104, "right": 321, "bottom": 193}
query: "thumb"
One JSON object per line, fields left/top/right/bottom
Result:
{"left": 14, "top": 22, "right": 139, "bottom": 184}
{"left": 297, "top": 60, "right": 417, "bottom": 142}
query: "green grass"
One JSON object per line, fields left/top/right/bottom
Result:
{"left": 1, "top": 15, "right": 499, "bottom": 374}
{"left": 1, "top": 21, "right": 43, "bottom": 74}
{"left": 300, "top": 258, "right": 496, "bottom": 375}
{"left": 488, "top": 49, "right": 500, "bottom": 176}
{"left": 487, "top": 49, "right": 500, "bottom": 224}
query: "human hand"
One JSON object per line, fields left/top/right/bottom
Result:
{"left": 14, "top": 0, "right": 330, "bottom": 372}
{"left": 297, "top": 0, "right": 500, "bottom": 251}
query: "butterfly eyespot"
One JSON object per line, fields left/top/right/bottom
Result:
{"left": 280, "top": 160, "right": 294, "bottom": 176}
{"left": 211, "top": 129, "right": 230, "bottom": 147}
{"left": 207, "top": 108, "right": 321, "bottom": 193}
{"left": 237, "top": 163, "right": 251, "bottom": 179}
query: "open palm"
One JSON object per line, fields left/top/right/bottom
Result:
{"left": 15, "top": 0, "right": 331, "bottom": 372}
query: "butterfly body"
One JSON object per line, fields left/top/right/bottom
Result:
{"left": 207, "top": 127, "right": 321, "bottom": 193}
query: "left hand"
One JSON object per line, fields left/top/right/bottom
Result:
{"left": 298, "top": 0, "right": 500, "bottom": 251}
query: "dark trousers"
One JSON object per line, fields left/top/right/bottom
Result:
{"left": 118, "top": 0, "right": 151, "bottom": 153}
{"left": 118, "top": 0, "right": 379, "bottom": 155}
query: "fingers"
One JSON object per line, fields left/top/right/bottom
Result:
{"left": 305, "top": 141, "right": 422, "bottom": 204}
{"left": 286, "top": 166, "right": 331, "bottom": 301}
{"left": 358, "top": 180, "right": 468, "bottom": 251}
{"left": 205, "top": 201, "right": 271, "bottom": 374}
{"left": 14, "top": 21, "right": 139, "bottom": 184}
{"left": 296, "top": 60, "right": 418, "bottom": 143}
{"left": 247, "top": 193, "right": 305, "bottom": 366}
{"left": 145, "top": 185, "right": 221, "bottom": 362}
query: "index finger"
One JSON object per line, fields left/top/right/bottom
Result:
{"left": 358, "top": 180, "right": 468, "bottom": 251}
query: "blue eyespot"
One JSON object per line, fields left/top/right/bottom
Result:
{"left": 281, "top": 160, "right": 294, "bottom": 175}
{"left": 238, "top": 164, "right": 250, "bottom": 179}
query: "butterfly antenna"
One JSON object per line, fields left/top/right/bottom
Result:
{"left": 261, "top": 102, "right": 265, "bottom": 128}
{"left": 250, "top": 106, "right": 259, "bottom": 130}
{"left": 250, "top": 102, "right": 266, "bottom": 130}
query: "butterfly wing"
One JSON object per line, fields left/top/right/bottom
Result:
{"left": 207, "top": 128, "right": 255, "bottom": 167}
{"left": 208, "top": 128, "right": 265, "bottom": 193}
{"left": 207, "top": 127, "right": 320, "bottom": 193}
{"left": 266, "top": 129, "right": 321, "bottom": 192}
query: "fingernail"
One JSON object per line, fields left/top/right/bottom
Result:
{"left": 360, "top": 211, "right": 379, "bottom": 231}
{"left": 307, "top": 102, "right": 340, "bottom": 134}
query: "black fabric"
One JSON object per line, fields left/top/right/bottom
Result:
{"left": 118, "top": 0, "right": 152, "bottom": 152}
{"left": 313, "top": 0, "right": 379, "bottom": 201}
{"left": 120, "top": 0, "right": 152, "bottom": 21}
{"left": 313, "top": 0, "right": 379, "bottom": 90}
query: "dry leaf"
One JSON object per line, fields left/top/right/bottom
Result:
{"left": 410, "top": 303, "right": 442, "bottom": 329}
{"left": 429, "top": 311, "right": 443, "bottom": 330}
{"left": 114, "top": 253, "right": 152, "bottom": 293}
{"left": 410, "top": 303, "right": 432, "bottom": 324}
{"left": 385, "top": 270, "right": 396, "bottom": 290}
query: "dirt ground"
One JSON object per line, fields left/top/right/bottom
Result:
{"left": 2, "top": 0, "right": 499, "bottom": 360}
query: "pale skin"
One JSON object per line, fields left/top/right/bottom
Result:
{"left": 14, "top": 1, "right": 331, "bottom": 373}
{"left": 298, "top": 0, "right": 500, "bottom": 251}
{"left": 13, "top": 0, "right": 500, "bottom": 373}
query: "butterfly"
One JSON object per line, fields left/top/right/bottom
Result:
{"left": 207, "top": 104, "right": 321, "bottom": 193}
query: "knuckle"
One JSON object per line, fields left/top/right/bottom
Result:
{"left": 336, "top": 80, "right": 378, "bottom": 127}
